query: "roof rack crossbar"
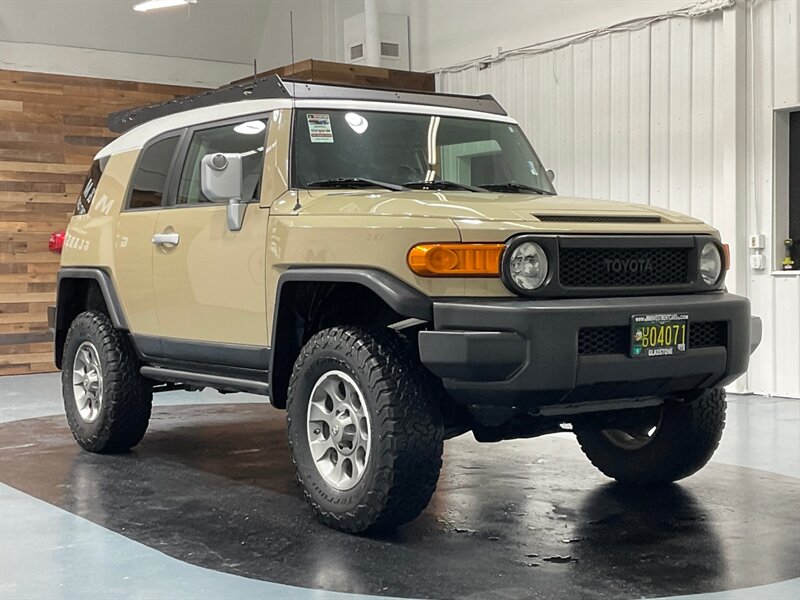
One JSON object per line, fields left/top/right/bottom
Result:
{"left": 107, "top": 75, "right": 507, "bottom": 133}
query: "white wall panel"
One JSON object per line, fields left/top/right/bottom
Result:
{"left": 746, "top": 0, "right": 800, "bottom": 399}
{"left": 629, "top": 29, "right": 653, "bottom": 205}
{"left": 438, "top": 1, "right": 800, "bottom": 398}
{"left": 609, "top": 31, "right": 631, "bottom": 202}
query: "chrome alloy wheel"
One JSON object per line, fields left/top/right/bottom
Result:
{"left": 306, "top": 370, "right": 371, "bottom": 491}
{"left": 72, "top": 341, "right": 104, "bottom": 423}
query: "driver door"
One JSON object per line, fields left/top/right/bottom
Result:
{"left": 150, "top": 117, "right": 270, "bottom": 364}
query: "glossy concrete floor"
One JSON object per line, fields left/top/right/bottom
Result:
{"left": 0, "top": 373, "right": 798, "bottom": 600}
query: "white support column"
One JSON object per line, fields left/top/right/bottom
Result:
{"left": 364, "top": 0, "right": 381, "bottom": 67}
{"left": 721, "top": 1, "right": 748, "bottom": 298}
{"left": 721, "top": 0, "right": 750, "bottom": 392}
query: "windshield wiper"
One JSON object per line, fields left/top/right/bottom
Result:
{"left": 478, "top": 182, "right": 555, "bottom": 195}
{"left": 307, "top": 177, "right": 408, "bottom": 192}
{"left": 403, "top": 180, "right": 488, "bottom": 192}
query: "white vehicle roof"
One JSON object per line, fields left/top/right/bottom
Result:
{"left": 95, "top": 98, "right": 518, "bottom": 160}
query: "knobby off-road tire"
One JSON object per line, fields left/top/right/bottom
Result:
{"left": 62, "top": 310, "right": 153, "bottom": 453}
{"left": 576, "top": 388, "right": 727, "bottom": 485}
{"left": 287, "top": 326, "right": 444, "bottom": 533}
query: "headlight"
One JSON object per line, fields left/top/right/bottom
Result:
{"left": 699, "top": 242, "right": 722, "bottom": 285}
{"left": 506, "top": 240, "right": 548, "bottom": 291}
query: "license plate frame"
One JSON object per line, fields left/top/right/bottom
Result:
{"left": 630, "top": 313, "right": 689, "bottom": 358}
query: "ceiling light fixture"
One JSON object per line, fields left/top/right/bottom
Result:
{"left": 133, "top": 0, "right": 196, "bottom": 13}
{"left": 233, "top": 121, "right": 267, "bottom": 135}
{"left": 345, "top": 112, "right": 368, "bottom": 134}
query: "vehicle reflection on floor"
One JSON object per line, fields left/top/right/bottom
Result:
{"left": 1, "top": 400, "right": 798, "bottom": 600}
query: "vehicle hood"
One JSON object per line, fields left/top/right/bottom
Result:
{"left": 299, "top": 189, "right": 706, "bottom": 226}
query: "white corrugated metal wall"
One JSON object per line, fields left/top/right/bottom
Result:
{"left": 437, "top": 0, "right": 800, "bottom": 398}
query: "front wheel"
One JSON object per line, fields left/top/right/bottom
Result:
{"left": 286, "top": 326, "right": 444, "bottom": 533}
{"left": 576, "top": 388, "right": 726, "bottom": 485}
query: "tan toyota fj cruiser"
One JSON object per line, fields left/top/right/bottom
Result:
{"left": 50, "top": 77, "right": 761, "bottom": 533}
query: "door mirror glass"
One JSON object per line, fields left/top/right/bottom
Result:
{"left": 201, "top": 153, "right": 246, "bottom": 231}
{"left": 546, "top": 169, "right": 556, "bottom": 182}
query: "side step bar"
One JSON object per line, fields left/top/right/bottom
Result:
{"left": 140, "top": 366, "right": 270, "bottom": 396}
{"left": 537, "top": 396, "right": 663, "bottom": 417}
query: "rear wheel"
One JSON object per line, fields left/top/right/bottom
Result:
{"left": 287, "top": 326, "right": 444, "bottom": 533}
{"left": 576, "top": 388, "right": 726, "bottom": 485}
{"left": 62, "top": 311, "right": 153, "bottom": 453}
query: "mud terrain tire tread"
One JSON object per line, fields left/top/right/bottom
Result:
{"left": 575, "top": 388, "right": 726, "bottom": 485}
{"left": 287, "top": 326, "right": 444, "bottom": 533}
{"left": 62, "top": 310, "right": 152, "bottom": 453}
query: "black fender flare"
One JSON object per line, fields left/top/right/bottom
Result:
{"left": 268, "top": 267, "right": 432, "bottom": 407}
{"left": 54, "top": 268, "right": 129, "bottom": 367}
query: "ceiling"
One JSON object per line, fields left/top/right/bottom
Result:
{"left": 0, "top": 0, "right": 272, "bottom": 65}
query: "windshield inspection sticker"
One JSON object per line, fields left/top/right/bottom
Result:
{"left": 306, "top": 113, "right": 334, "bottom": 143}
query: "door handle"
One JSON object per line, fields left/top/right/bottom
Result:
{"left": 152, "top": 232, "right": 180, "bottom": 247}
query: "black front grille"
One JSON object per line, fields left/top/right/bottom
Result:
{"left": 560, "top": 247, "right": 690, "bottom": 287}
{"left": 578, "top": 321, "right": 727, "bottom": 355}
{"left": 578, "top": 327, "right": 628, "bottom": 355}
{"left": 536, "top": 215, "right": 661, "bottom": 223}
{"left": 690, "top": 321, "right": 728, "bottom": 348}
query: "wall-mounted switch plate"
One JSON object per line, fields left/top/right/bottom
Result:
{"left": 749, "top": 234, "right": 766, "bottom": 249}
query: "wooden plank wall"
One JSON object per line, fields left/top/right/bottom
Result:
{"left": 0, "top": 69, "right": 203, "bottom": 376}
{"left": 0, "top": 62, "right": 432, "bottom": 376}
{"left": 234, "top": 59, "right": 436, "bottom": 92}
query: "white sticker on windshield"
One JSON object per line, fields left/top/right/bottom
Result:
{"left": 306, "top": 113, "right": 334, "bottom": 143}
{"left": 527, "top": 160, "right": 539, "bottom": 176}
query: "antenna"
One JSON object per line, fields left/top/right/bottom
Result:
{"left": 289, "top": 10, "right": 297, "bottom": 93}
{"left": 290, "top": 10, "right": 302, "bottom": 212}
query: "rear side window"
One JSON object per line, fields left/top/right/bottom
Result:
{"left": 75, "top": 159, "right": 104, "bottom": 215}
{"left": 177, "top": 119, "right": 268, "bottom": 205}
{"left": 128, "top": 136, "right": 180, "bottom": 209}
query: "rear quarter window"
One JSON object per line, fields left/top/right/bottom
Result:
{"left": 128, "top": 136, "right": 180, "bottom": 210}
{"left": 75, "top": 159, "right": 105, "bottom": 215}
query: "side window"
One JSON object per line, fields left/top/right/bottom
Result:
{"left": 75, "top": 158, "right": 105, "bottom": 215}
{"left": 177, "top": 119, "right": 268, "bottom": 205}
{"left": 128, "top": 136, "right": 179, "bottom": 210}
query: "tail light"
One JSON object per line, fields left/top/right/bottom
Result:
{"left": 48, "top": 230, "right": 66, "bottom": 254}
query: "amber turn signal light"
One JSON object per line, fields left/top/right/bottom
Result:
{"left": 407, "top": 243, "right": 505, "bottom": 277}
{"left": 722, "top": 243, "right": 731, "bottom": 270}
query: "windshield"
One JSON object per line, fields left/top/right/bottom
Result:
{"left": 292, "top": 109, "right": 555, "bottom": 194}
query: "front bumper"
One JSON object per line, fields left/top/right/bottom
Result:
{"left": 418, "top": 292, "right": 760, "bottom": 407}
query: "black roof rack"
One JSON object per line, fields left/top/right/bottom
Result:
{"left": 107, "top": 75, "right": 507, "bottom": 133}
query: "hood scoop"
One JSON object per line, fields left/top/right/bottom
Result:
{"left": 533, "top": 214, "right": 662, "bottom": 224}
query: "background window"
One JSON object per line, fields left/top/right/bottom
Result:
{"left": 440, "top": 140, "right": 503, "bottom": 184}
{"left": 177, "top": 119, "right": 268, "bottom": 205}
{"left": 128, "top": 136, "right": 179, "bottom": 210}
{"left": 775, "top": 108, "right": 800, "bottom": 271}
{"left": 788, "top": 111, "right": 799, "bottom": 269}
